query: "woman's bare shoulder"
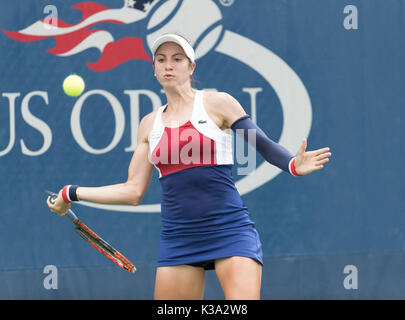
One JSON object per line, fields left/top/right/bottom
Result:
{"left": 203, "top": 91, "right": 246, "bottom": 128}
{"left": 203, "top": 90, "right": 234, "bottom": 105}
{"left": 138, "top": 108, "right": 160, "bottom": 142}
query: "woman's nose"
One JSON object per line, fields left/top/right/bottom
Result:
{"left": 165, "top": 61, "right": 173, "bottom": 70}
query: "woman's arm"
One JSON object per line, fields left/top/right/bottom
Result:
{"left": 204, "top": 91, "right": 331, "bottom": 176}
{"left": 47, "top": 112, "right": 156, "bottom": 215}
{"left": 76, "top": 137, "right": 154, "bottom": 205}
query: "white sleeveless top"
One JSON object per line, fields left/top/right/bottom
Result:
{"left": 148, "top": 90, "right": 233, "bottom": 178}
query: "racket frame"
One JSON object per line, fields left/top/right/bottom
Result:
{"left": 49, "top": 194, "right": 136, "bottom": 273}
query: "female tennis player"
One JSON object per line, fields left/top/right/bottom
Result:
{"left": 47, "top": 34, "right": 331, "bottom": 300}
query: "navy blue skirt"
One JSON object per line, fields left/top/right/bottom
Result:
{"left": 157, "top": 225, "right": 263, "bottom": 269}
{"left": 156, "top": 165, "right": 263, "bottom": 269}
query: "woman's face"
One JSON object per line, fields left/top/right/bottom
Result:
{"left": 153, "top": 42, "right": 195, "bottom": 89}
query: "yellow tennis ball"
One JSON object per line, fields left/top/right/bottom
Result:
{"left": 63, "top": 74, "right": 85, "bottom": 97}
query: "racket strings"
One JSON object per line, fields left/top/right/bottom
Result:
{"left": 75, "top": 226, "right": 136, "bottom": 273}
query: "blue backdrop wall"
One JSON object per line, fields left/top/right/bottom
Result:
{"left": 0, "top": 0, "right": 403, "bottom": 299}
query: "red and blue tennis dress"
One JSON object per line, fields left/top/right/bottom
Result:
{"left": 148, "top": 90, "right": 263, "bottom": 269}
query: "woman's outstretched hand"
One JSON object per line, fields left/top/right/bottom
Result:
{"left": 294, "top": 138, "right": 332, "bottom": 176}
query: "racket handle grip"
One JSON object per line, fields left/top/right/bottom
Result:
{"left": 49, "top": 194, "right": 58, "bottom": 205}
{"left": 66, "top": 209, "right": 78, "bottom": 223}
{"left": 49, "top": 194, "right": 78, "bottom": 222}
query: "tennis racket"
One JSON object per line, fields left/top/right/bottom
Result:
{"left": 49, "top": 194, "right": 136, "bottom": 273}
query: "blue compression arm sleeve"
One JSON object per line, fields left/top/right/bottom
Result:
{"left": 231, "top": 115, "right": 294, "bottom": 173}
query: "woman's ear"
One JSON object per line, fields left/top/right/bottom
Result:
{"left": 190, "top": 62, "right": 196, "bottom": 75}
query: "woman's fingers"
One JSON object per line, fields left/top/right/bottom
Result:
{"left": 298, "top": 138, "right": 307, "bottom": 155}
{"left": 315, "top": 151, "right": 332, "bottom": 161}
{"left": 315, "top": 157, "right": 329, "bottom": 166}
{"left": 295, "top": 141, "right": 332, "bottom": 175}
{"left": 46, "top": 193, "right": 69, "bottom": 216}
{"left": 313, "top": 147, "right": 330, "bottom": 156}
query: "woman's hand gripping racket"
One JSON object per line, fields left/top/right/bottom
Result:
{"left": 49, "top": 194, "right": 136, "bottom": 273}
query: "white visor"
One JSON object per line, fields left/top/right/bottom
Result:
{"left": 151, "top": 34, "right": 195, "bottom": 63}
